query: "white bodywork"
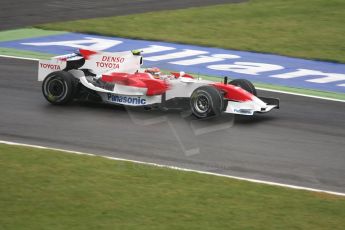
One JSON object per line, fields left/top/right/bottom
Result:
{"left": 38, "top": 58, "right": 67, "bottom": 81}
{"left": 82, "top": 50, "right": 141, "bottom": 74}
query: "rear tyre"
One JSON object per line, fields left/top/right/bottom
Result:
{"left": 190, "top": 86, "right": 225, "bottom": 119}
{"left": 229, "top": 79, "right": 257, "bottom": 96}
{"left": 42, "top": 71, "right": 76, "bottom": 105}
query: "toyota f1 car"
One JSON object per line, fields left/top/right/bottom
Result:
{"left": 38, "top": 49, "right": 279, "bottom": 118}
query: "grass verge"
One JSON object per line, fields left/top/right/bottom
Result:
{"left": 35, "top": 0, "right": 345, "bottom": 63}
{"left": 0, "top": 47, "right": 52, "bottom": 59}
{"left": 1, "top": 143, "right": 345, "bottom": 229}
{"left": 0, "top": 28, "right": 65, "bottom": 42}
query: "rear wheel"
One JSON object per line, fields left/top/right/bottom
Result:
{"left": 229, "top": 79, "right": 257, "bottom": 96}
{"left": 42, "top": 71, "right": 77, "bottom": 105}
{"left": 190, "top": 86, "right": 225, "bottom": 119}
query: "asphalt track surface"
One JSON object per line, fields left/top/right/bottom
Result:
{"left": 0, "top": 0, "right": 344, "bottom": 193}
{"left": 0, "top": 0, "right": 245, "bottom": 30}
{"left": 0, "top": 57, "right": 344, "bottom": 193}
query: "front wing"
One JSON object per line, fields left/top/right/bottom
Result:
{"left": 225, "top": 96, "right": 279, "bottom": 115}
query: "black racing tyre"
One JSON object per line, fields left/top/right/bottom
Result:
{"left": 190, "top": 85, "right": 225, "bottom": 119}
{"left": 42, "top": 71, "right": 76, "bottom": 105}
{"left": 64, "top": 57, "right": 85, "bottom": 70}
{"left": 229, "top": 79, "right": 257, "bottom": 96}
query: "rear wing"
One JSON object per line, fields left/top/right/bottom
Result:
{"left": 38, "top": 58, "right": 67, "bottom": 81}
{"left": 38, "top": 49, "right": 143, "bottom": 81}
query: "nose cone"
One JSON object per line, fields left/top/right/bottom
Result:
{"left": 212, "top": 83, "right": 253, "bottom": 102}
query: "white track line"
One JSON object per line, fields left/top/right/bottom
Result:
{"left": 256, "top": 87, "right": 345, "bottom": 103}
{"left": 1, "top": 140, "right": 344, "bottom": 197}
{"left": 1, "top": 54, "right": 344, "bottom": 102}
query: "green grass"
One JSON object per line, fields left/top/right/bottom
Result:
{"left": 36, "top": 0, "right": 345, "bottom": 63}
{"left": 0, "top": 28, "right": 65, "bottom": 42}
{"left": 0, "top": 47, "right": 53, "bottom": 59}
{"left": 1, "top": 144, "right": 345, "bottom": 230}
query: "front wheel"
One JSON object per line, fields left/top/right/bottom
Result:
{"left": 190, "top": 86, "right": 225, "bottom": 119}
{"left": 229, "top": 79, "right": 257, "bottom": 96}
{"left": 42, "top": 71, "right": 76, "bottom": 105}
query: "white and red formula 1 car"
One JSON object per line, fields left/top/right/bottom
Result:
{"left": 38, "top": 49, "right": 279, "bottom": 118}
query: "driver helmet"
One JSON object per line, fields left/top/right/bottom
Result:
{"left": 145, "top": 67, "right": 161, "bottom": 78}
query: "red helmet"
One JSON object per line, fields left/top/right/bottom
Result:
{"left": 145, "top": 67, "right": 161, "bottom": 78}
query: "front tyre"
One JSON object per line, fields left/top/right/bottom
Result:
{"left": 42, "top": 71, "right": 76, "bottom": 105}
{"left": 229, "top": 79, "right": 257, "bottom": 96}
{"left": 190, "top": 86, "right": 225, "bottom": 119}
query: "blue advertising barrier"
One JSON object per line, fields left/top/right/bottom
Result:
{"left": 0, "top": 32, "right": 344, "bottom": 93}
